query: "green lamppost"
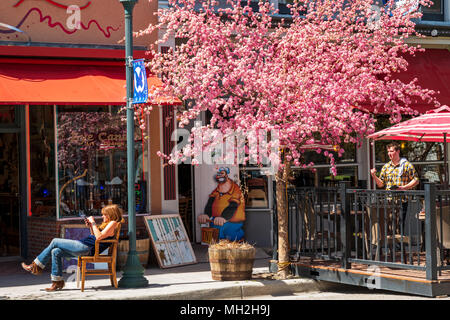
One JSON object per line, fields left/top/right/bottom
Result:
{"left": 118, "top": 0, "right": 149, "bottom": 288}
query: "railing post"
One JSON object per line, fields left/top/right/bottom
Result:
{"left": 270, "top": 180, "right": 279, "bottom": 273}
{"left": 424, "top": 182, "right": 438, "bottom": 281}
{"left": 339, "top": 181, "right": 351, "bottom": 269}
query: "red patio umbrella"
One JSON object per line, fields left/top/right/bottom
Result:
{"left": 367, "top": 105, "right": 450, "bottom": 186}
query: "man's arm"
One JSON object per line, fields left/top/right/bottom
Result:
{"left": 220, "top": 201, "right": 238, "bottom": 221}
{"left": 370, "top": 168, "right": 385, "bottom": 188}
{"left": 204, "top": 197, "right": 214, "bottom": 217}
{"left": 198, "top": 197, "right": 215, "bottom": 224}
{"left": 398, "top": 178, "right": 419, "bottom": 190}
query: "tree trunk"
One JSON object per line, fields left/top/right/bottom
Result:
{"left": 276, "top": 159, "right": 291, "bottom": 279}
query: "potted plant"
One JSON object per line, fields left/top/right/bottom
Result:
{"left": 208, "top": 240, "right": 255, "bottom": 281}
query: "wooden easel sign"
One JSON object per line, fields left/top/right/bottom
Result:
{"left": 144, "top": 214, "right": 197, "bottom": 268}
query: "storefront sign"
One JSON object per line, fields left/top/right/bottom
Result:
{"left": 98, "top": 132, "right": 126, "bottom": 149}
{"left": 69, "top": 131, "right": 126, "bottom": 149}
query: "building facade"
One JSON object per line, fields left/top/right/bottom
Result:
{"left": 0, "top": 0, "right": 182, "bottom": 260}
{"left": 1, "top": 0, "right": 450, "bottom": 262}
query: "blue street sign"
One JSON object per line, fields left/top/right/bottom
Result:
{"left": 132, "top": 59, "right": 148, "bottom": 104}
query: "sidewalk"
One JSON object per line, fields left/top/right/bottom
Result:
{"left": 0, "top": 244, "right": 331, "bottom": 300}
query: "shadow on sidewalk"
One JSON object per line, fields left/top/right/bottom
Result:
{"left": 0, "top": 243, "right": 272, "bottom": 289}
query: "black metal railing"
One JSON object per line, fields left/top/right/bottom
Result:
{"left": 288, "top": 186, "right": 341, "bottom": 261}
{"left": 272, "top": 183, "right": 342, "bottom": 263}
{"left": 273, "top": 182, "right": 450, "bottom": 281}
{"left": 346, "top": 188, "right": 426, "bottom": 270}
{"left": 433, "top": 187, "right": 450, "bottom": 276}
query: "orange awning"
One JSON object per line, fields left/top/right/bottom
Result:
{"left": 0, "top": 59, "right": 180, "bottom": 105}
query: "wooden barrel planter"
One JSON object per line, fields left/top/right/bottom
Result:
{"left": 117, "top": 238, "right": 149, "bottom": 270}
{"left": 208, "top": 240, "right": 256, "bottom": 281}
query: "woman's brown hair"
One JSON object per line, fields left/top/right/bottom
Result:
{"left": 98, "top": 204, "right": 125, "bottom": 231}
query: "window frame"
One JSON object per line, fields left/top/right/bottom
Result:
{"left": 54, "top": 105, "right": 150, "bottom": 220}
{"left": 421, "top": 0, "right": 445, "bottom": 21}
{"left": 239, "top": 167, "right": 273, "bottom": 211}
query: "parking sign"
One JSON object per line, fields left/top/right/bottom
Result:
{"left": 132, "top": 59, "right": 148, "bottom": 104}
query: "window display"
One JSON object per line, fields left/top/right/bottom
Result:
{"left": 56, "top": 106, "right": 148, "bottom": 218}
{"left": 0, "top": 106, "right": 15, "bottom": 124}
{"left": 30, "top": 106, "right": 56, "bottom": 217}
{"left": 240, "top": 169, "right": 269, "bottom": 209}
{"left": 290, "top": 165, "right": 359, "bottom": 188}
{"left": 290, "top": 141, "right": 358, "bottom": 188}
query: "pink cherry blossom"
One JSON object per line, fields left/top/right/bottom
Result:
{"left": 138, "top": 0, "right": 436, "bottom": 172}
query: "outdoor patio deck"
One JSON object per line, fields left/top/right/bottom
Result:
{"left": 272, "top": 183, "right": 450, "bottom": 297}
{"left": 291, "top": 254, "right": 450, "bottom": 297}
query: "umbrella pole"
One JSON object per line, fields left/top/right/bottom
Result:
{"left": 369, "top": 140, "right": 375, "bottom": 190}
{"left": 445, "top": 133, "right": 449, "bottom": 188}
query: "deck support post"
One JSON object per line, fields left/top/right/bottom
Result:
{"left": 339, "top": 181, "right": 351, "bottom": 269}
{"left": 425, "top": 183, "right": 438, "bottom": 281}
{"left": 270, "top": 181, "right": 279, "bottom": 273}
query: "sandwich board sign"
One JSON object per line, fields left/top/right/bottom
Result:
{"left": 144, "top": 214, "right": 197, "bottom": 268}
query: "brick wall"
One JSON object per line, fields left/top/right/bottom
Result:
{"left": 27, "top": 217, "right": 58, "bottom": 260}
{"left": 26, "top": 216, "right": 150, "bottom": 262}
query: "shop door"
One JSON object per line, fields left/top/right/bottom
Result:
{"left": 178, "top": 163, "right": 193, "bottom": 241}
{"left": 0, "top": 132, "right": 20, "bottom": 257}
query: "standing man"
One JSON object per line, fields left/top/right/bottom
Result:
{"left": 371, "top": 142, "right": 419, "bottom": 192}
{"left": 370, "top": 142, "right": 419, "bottom": 231}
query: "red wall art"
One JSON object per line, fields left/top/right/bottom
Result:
{"left": 1, "top": 0, "right": 119, "bottom": 38}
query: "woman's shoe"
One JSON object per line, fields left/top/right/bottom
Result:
{"left": 45, "top": 280, "right": 65, "bottom": 292}
{"left": 21, "top": 262, "right": 43, "bottom": 275}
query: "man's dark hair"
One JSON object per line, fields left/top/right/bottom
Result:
{"left": 386, "top": 142, "right": 401, "bottom": 152}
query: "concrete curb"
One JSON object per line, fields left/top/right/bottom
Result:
{"left": 0, "top": 275, "right": 335, "bottom": 300}
{"left": 112, "top": 278, "right": 316, "bottom": 300}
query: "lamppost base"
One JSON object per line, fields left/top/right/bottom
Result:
{"left": 118, "top": 251, "right": 149, "bottom": 288}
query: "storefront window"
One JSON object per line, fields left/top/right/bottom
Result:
{"left": 278, "top": 0, "right": 306, "bottom": 15}
{"left": 375, "top": 140, "right": 444, "bottom": 164}
{"left": 422, "top": 0, "right": 444, "bottom": 21}
{"left": 373, "top": 162, "right": 446, "bottom": 186}
{"left": 302, "top": 142, "right": 356, "bottom": 165}
{"left": 56, "top": 106, "right": 148, "bottom": 218}
{"left": 0, "top": 106, "right": 16, "bottom": 124}
{"left": 413, "top": 164, "right": 446, "bottom": 185}
{"left": 240, "top": 169, "right": 269, "bottom": 209}
{"left": 291, "top": 165, "right": 359, "bottom": 188}
{"left": 286, "top": 141, "right": 359, "bottom": 188}
{"left": 30, "top": 106, "right": 56, "bottom": 218}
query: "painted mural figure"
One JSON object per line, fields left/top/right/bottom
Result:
{"left": 197, "top": 167, "right": 245, "bottom": 241}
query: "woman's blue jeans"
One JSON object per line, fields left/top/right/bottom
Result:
{"left": 34, "top": 238, "right": 91, "bottom": 281}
